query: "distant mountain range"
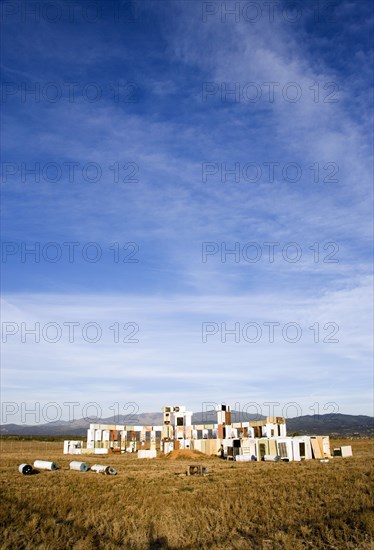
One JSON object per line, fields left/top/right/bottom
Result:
{"left": 1, "top": 412, "right": 373, "bottom": 437}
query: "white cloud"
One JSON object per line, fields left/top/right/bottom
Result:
{"left": 2, "top": 277, "right": 372, "bottom": 418}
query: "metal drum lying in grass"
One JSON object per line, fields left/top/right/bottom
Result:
{"left": 18, "top": 464, "right": 33, "bottom": 475}
{"left": 33, "top": 460, "right": 57, "bottom": 471}
{"left": 69, "top": 461, "right": 89, "bottom": 472}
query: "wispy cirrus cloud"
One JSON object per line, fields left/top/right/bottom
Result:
{"left": 1, "top": 275, "right": 372, "bottom": 417}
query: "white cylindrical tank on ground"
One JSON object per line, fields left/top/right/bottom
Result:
{"left": 69, "top": 461, "right": 89, "bottom": 472}
{"left": 91, "top": 464, "right": 117, "bottom": 475}
{"left": 18, "top": 464, "right": 33, "bottom": 475}
{"left": 33, "top": 460, "right": 57, "bottom": 470}
{"left": 264, "top": 455, "right": 280, "bottom": 462}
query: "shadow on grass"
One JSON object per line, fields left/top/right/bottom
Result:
{"left": 147, "top": 534, "right": 170, "bottom": 549}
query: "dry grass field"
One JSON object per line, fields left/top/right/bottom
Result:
{"left": 0, "top": 438, "right": 373, "bottom": 549}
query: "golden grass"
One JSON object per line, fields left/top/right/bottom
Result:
{"left": 163, "top": 449, "right": 206, "bottom": 460}
{"left": 0, "top": 438, "right": 373, "bottom": 549}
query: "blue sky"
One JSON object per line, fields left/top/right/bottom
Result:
{"left": 1, "top": 0, "right": 373, "bottom": 422}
